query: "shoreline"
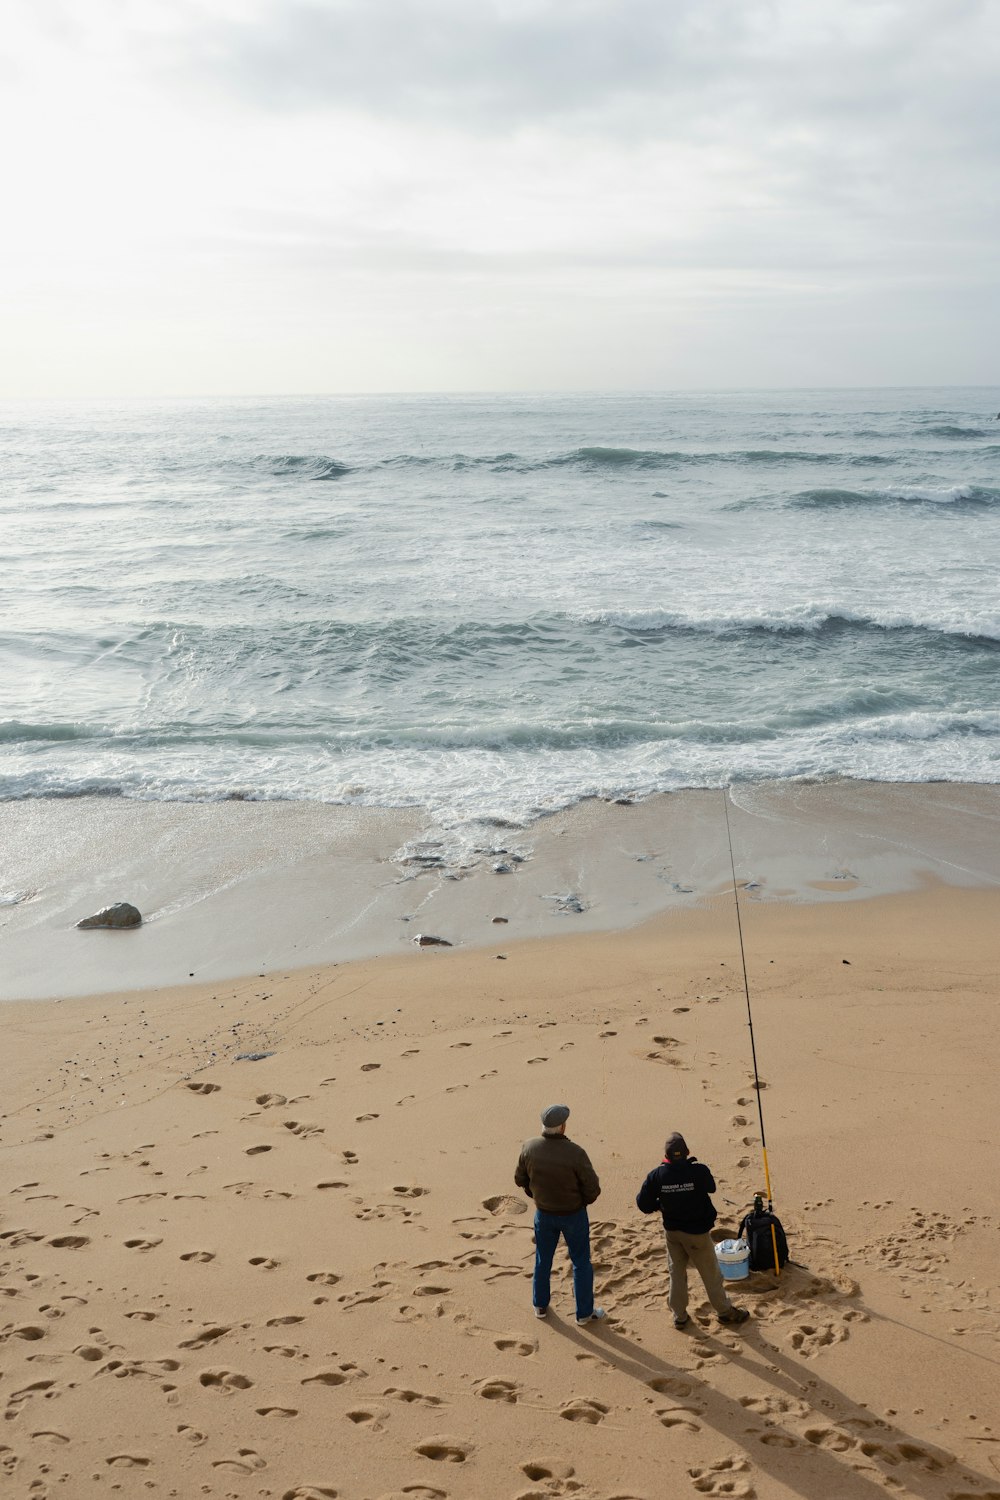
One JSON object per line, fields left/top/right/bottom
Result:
{"left": 2, "top": 778, "right": 999, "bottom": 1002}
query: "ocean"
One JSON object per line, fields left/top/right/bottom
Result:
{"left": 2, "top": 387, "right": 999, "bottom": 830}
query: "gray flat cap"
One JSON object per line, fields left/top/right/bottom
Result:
{"left": 541, "top": 1103, "right": 570, "bottom": 1128}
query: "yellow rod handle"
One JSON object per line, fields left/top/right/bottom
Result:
{"left": 761, "top": 1145, "right": 774, "bottom": 1203}
{"left": 760, "top": 1146, "right": 781, "bottom": 1276}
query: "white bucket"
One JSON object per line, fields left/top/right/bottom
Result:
{"left": 715, "top": 1238, "right": 751, "bottom": 1281}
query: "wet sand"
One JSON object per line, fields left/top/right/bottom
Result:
{"left": 2, "top": 780, "right": 999, "bottom": 1000}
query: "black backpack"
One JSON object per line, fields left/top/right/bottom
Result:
{"left": 738, "top": 1207, "right": 789, "bottom": 1272}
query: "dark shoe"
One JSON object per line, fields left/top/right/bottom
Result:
{"left": 575, "top": 1307, "right": 607, "bottom": 1327}
{"left": 533, "top": 1305, "right": 548, "bottom": 1319}
{"left": 719, "top": 1307, "right": 750, "bottom": 1326}
{"left": 673, "top": 1315, "right": 690, "bottom": 1329}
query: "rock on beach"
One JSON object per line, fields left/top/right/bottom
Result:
{"left": 76, "top": 902, "right": 143, "bottom": 930}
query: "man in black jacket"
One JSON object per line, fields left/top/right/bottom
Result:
{"left": 636, "top": 1131, "right": 749, "bottom": 1329}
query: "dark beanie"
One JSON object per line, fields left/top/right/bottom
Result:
{"left": 664, "top": 1132, "right": 689, "bottom": 1161}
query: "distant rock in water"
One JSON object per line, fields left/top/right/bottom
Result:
{"left": 554, "top": 893, "right": 586, "bottom": 915}
{"left": 413, "top": 933, "right": 452, "bottom": 947}
{"left": 76, "top": 902, "right": 142, "bottom": 930}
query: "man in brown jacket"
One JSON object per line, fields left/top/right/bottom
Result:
{"left": 514, "top": 1104, "right": 605, "bottom": 1325}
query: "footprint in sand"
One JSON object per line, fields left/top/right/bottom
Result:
{"left": 246, "top": 1144, "right": 273, "bottom": 1156}
{"left": 249, "top": 1256, "right": 280, "bottom": 1270}
{"left": 482, "top": 1195, "right": 527, "bottom": 1216}
{"left": 198, "top": 1369, "right": 253, "bottom": 1392}
{"left": 494, "top": 1336, "right": 535, "bottom": 1357}
{"left": 559, "top": 1398, "right": 609, "bottom": 1424}
{"left": 346, "top": 1407, "right": 388, "bottom": 1430}
{"left": 180, "top": 1250, "right": 215, "bottom": 1263}
{"left": 475, "top": 1379, "right": 518, "bottom": 1403}
{"left": 393, "top": 1185, "right": 429, "bottom": 1198}
{"left": 284, "top": 1120, "right": 325, "bottom": 1137}
{"left": 179, "top": 1326, "right": 231, "bottom": 1349}
{"left": 106, "top": 1454, "right": 151, "bottom": 1468}
{"left": 0, "top": 1228, "right": 44, "bottom": 1246}
{"left": 213, "top": 1448, "right": 267, "bottom": 1473}
{"left": 47, "top": 1235, "right": 89, "bottom": 1249}
{"left": 185, "top": 1082, "right": 220, "bottom": 1095}
{"left": 383, "top": 1387, "right": 445, "bottom": 1408}
{"left": 301, "top": 1366, "right": 364, "bottom": 1388}
{"left": 414, "top": 1436, "right": 472, "bottom": 1462}
{"left": 124, "top": 1237, "right": 162, "bottom": 1252}
{"left": 361, "top": 1063, "right": 381, "bottom": 1072}
{"left": 647, "top": 1376, "right": 695, "bottom": 1398}
{"left": 689, "top": 1456, "right": 755, "bottom": 1497}
{"left": 739, "top": 1394, "right": 810, "bottom": 1420}
{"left": 658, "top": 1407, "right": 702, "bottom": 1432}
{"left": 257, "top": 1406, "right": 298, "bottom": 1419}
{"left": 356, "top": 1112, "right": 381, "bottom": 1121}
{"left": 802, "top": 1426, "right": 856, "bottom": 1452}
{"left": 5, "top": 1379, "right": 58, "bottom": 1418}
{"left": 317, "top": 1180, "right": 350, "bottom": 1190}
{"left": 257, "top": 1093, "right": 287, "bottom": 1108}
{"left": 281, "top": 1488, "right": 338, "bottom": 1499}
{"left": 307, "top": 1271, "right": 342, "bottom": 1286}
{"left": 177, "top": 1425, "right": 207, "bottom": 1444}
{"left": 522, "top": 1460, "right": 576, "bottom": 1483}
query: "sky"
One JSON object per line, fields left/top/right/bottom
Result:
{"left": 2, "top": 0, "right": 998, "bottom": 396}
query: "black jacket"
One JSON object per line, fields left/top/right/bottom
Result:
{"left": 636, "top": 1157, "right": 718, "bottom": 1234}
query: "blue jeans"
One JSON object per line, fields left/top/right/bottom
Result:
{"left": 533, "top": 1207, "right": 594, "bottom": 1319}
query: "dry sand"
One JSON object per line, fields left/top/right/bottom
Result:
{"left": 3, "top": 851, "right": 1000, "bottom": 1500}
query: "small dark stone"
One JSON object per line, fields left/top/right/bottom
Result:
{"left": 414, "top": 933, "right": 452, "bottom": 947}
{"left": 842, "top": 958, "right": 851, "bottom": 964}
{"left": 235, "top": 1051, "right": 276, "bottom": 1062}
{"left": 492, "top": 916, "right": 508, "bottom": 924}
{"left": 76, "top": 902, "right": 142, "bottom": 930}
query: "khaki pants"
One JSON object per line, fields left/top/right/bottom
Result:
{"left": 664, "top": 1229, "right": 735, "bottom": 1320}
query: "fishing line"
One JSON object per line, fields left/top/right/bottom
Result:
{"left": 722, "top": 787, "right": 783, "bottom": 1275}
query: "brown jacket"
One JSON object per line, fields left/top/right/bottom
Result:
{"left": 514, "top": 1133, "right": 601, "bottom": 1215}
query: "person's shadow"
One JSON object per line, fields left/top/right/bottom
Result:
{"left": 549, "top": 1310, "right": 999, "bottom": 1500}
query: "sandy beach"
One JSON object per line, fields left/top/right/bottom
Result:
{"left": 2, "top": 785, "right": 1000, "bottom": 1500}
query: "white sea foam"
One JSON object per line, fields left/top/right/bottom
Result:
{"left": 2, "top": 387, "right": 998, "bottom": 821}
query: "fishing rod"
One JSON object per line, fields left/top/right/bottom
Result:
{"left": 722, "top": 787, "right": 783, "bottom": 1278}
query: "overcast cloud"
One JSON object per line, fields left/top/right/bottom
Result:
{"left": 2, "top": 0, "right": 997, "bottom": 395}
